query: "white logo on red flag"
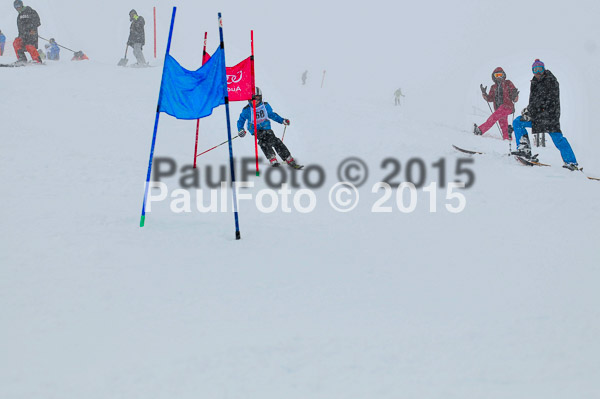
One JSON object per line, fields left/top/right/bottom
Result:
{"left": 227, "top": 71, "right": 243, "bottom": 84}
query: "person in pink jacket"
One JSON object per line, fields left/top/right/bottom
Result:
{"left": 474, "top": 67, "right": 519, "bottom": 140}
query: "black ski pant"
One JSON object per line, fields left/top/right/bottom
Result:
{"left": 257, "top": 129, "right": 291, "bottom": 161}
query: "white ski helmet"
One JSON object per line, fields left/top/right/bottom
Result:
{"left": 249, "top": 86, "right": 262, "bottom": 104}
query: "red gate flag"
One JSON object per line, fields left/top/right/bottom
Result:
{"left": 226, "top": 56, "right": 254, "bottom": 101}
{"left": 204, "top": 53, "right": 255, "bottom": 102}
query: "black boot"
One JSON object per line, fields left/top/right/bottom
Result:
{"left": 511, "top": 134, "right": 535, "bottom": 159}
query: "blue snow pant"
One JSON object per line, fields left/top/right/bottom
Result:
{"left": 512, "top": 116, "right": 578, "bottom": 164}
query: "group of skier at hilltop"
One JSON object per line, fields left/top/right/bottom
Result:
{"left": 474, "top": 59, "right": 579, "bottom": 171}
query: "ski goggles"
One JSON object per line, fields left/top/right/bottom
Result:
{"left": 532, "top": 66, "right": 544, "bottom": 74}
{"left": 494, "top": 72, "right": 505, "bottom": 78}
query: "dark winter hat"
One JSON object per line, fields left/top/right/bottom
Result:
{"left": 129, "top": 9, "right": 137, "bottom": 16}
{"left": 14, "top": 0, "right": 23, "bottom": 9}
{"left": 532, "top": 59, "right": 545, "bottom": 71}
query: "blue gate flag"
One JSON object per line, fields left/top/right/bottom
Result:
{"left": 158, "top": 47, "right": 226, "bottom": 120}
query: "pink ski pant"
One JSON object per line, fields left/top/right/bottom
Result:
{"left": 479, "top": 104, "right": 513, "bottom": 139}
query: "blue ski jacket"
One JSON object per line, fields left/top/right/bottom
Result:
{"left": 46, "top": 43, "right": 60, "bottom": 60}
{"left": 237, "top": 102, "right": 285, "bottom": 134}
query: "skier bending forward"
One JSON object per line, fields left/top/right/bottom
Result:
{"left": 237, "top": 87, "right": 303, "bottom": 169}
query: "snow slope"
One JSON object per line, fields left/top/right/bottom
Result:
{"left": 1, "top": 1, "right": 599, "bottom": 398}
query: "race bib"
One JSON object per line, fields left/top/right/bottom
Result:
{"left": 251, "top": 104, "right": 268, "bottom": 125}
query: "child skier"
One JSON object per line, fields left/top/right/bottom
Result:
{"left": 45, "top": 38, "right": 60, "bottom": 60}
{"left": 474, "top": 67, "right": 519, "bottom": 140}
{"left": 237, "top": 87, "right": 302, "bottom": 169}
{"left": 511, "top": 59, "right": 579, "bottom": 170}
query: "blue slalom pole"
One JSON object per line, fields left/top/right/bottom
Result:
{"left": 140, "top": 7, "right": 177, "bottom": 227}
{"left": 218, "top": 13, "right": 241, "bottom": 240}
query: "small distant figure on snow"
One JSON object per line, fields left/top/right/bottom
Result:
{"left": 511, "top": 59, "right": 579, "bottom": 170}
{"left": 128, "top": 9, "right": 147, "bottom": 67}
{"left": 301, "top": 70, "right": 308, "bottom": 85}
{"left": 13, "top": 0, "right": 42, "bottom": 64}
{"left": 237, "top": 87, "right": 303, "bottom": 169}
{"left": 45, "top": 37, "right": 60, "bottom": 60}
{"left": 0, "top": 30, "right": 6, "bottom": 56}
{"left": 394, "top": 88, "right": 405, "bottom": 105}
{"left": 474, "top": 67, "right": 519, "bottom": 140}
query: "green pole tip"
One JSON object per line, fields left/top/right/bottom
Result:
{"left": 140, "top": 215, "right": 146, "bottom": 227}
{"left": 256, "top": 171, "right": 260, "bottom": 177}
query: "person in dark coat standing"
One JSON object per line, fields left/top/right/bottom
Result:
{"left": 12, "top": 0, "right": 41, "bottom": 63}
{"left": 512, "top": 59, "right": 579, "bottom": 169}
{"left": 128, "top": 9, "right": 147, "bottom": 66}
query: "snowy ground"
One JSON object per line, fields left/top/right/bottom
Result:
{"left": 2, "top": 1, "right": 600, "bottom": 398}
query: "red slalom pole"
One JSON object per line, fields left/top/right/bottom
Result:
{"left": 251, "top": 30, "right": 259, "bottom": 176}
{"left": 193, "top": 32, "right": 209, "bottom": 169}
{"left": 193, "top": 119, "right": 200, "bottom": 168}
{"left": 153, "top": 7, "right": 157, "bottom": 58}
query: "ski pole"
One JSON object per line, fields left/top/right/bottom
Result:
{"left": 282, "top": 126, "right": 287, "bottom": 142}
{"left": 39, "top": 36, "right": 76, "bottom": 54}
{"left": 196, "top": 135, "right": 239, "bottom": 158}
{"left": 509, "top": 112, "right": 514, "bottom": 155}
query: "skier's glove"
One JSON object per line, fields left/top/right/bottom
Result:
{"left": 480, "top": 84, "right": 487, "bottom": 95}
{"left": 238, "top": 129, "right": 246, "bottom": 138}
{"left": 521, "top": 107, "right": 531, "bottom": 122}
{"left": 511, "top": 89, "right": 520, "bottom": 102}
{"left": 283, "top": 119, "right": 290, "bottom": 126}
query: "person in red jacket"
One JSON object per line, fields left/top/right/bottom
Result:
{"left": 474, "top": 67, "right": 519, "bottom": 140}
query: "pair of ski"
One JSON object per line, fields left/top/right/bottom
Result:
{"left": 452, "top": 144, "right": 599, "bottom": 181}
{"left": 273, "top": 162, "right": 304, "bottom": 170}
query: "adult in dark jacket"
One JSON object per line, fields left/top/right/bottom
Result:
{"left": 512, "top": 59, "right": 578, "bottom": 169}
{"left": 474, "top": 67, "right": 519, "bottom": 140}
{"left": 128, "top": 9, "right": 147, "bottom": 66}
{"left": 12, "top": 0, "right": 41, "bottom": 63}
